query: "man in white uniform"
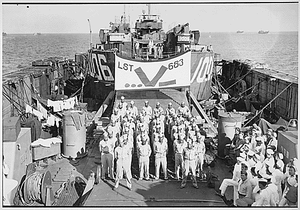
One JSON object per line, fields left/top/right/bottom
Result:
{"left": 173, "top": 134, "right": 187, "bottom": 180}
{"left": 137, "top": 137, "right": 152, "bottom": 180}
{"left": 114, "top": 137, "right": 132, "bottom": 190}
{"left": 154, "top": 133, "right": 168, "bottom": 180}
{"left": 181, "top": 139, "right": 198, "bottom": 189}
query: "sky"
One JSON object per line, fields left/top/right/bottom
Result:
{"left": 1, "top": 1, "right": 298, "bottom": 34}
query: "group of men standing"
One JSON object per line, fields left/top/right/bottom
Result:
{"left": 99, "top": 96, "right": 207, "bottom": 190}
{"left": 216, "top": 124, "right": 298, "bottom": 207}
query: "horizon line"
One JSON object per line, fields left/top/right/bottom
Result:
{"left": 3, "top": 30, "right": 298, "bottom": 34}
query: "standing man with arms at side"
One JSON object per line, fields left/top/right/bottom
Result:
{"left": 181, "top": 139, "right": 198, "bottom": 189}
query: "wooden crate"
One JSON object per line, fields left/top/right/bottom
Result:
{"left": 32, "top": 143, "right": 61, "bottom": 161}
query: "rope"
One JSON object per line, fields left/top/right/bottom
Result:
{"left": 243, "top": 82, "right": 293, "bottom": 127}
{"left": 224, "top": 82, "right": 260, "bottom": 104}
{"left": 26, "top": 172, "right": 43, "bottom": 203}
{"left": 3, "top": 85, "right": 28, "bottom": 107}
{"left": 17, "top": 79, "right": 31, "bottom": 105}
{"left": 2, "top": 91, "right": 24, "bottom": 116}
{"left": 17, "top": 171, "right": 45, "bottom": 205}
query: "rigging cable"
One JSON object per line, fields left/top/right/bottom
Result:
{"left": 225, "top": 68, "right": 253, "bottom": 91}
{"left": 243, "top": 82, "right": 293, "bottom": 127}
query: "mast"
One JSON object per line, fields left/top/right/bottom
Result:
{"left": 123, "top": 4, "right": 126, "bottom": 23}
{"left": 87, "top": 19, "right": 92, "bottom": 49}
{"left": 147, "top": 4, "right": 151, "bottom": 15}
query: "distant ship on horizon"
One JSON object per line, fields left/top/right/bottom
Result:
{"left": 258, "top": 30, "right": 269, "bottom": 34}
{"left": 236, "top": 30, "right": 244, "bottom": 33}
{"left": 3, "top": 32, "right": 7, "bottom": 36}
{"left": 33, "top": 33, "right": 42, "bottom": 35}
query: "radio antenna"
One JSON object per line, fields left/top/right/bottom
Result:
{"left": 87, "top": 19, "right": 92, "bottom": 49}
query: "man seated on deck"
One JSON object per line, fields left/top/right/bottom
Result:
{"left": 250, "top": 124, "right": 264, "bottom": 150}
{"left": 266, "top": 131, "right": 278, "bottom": 152}
{"left": 253, "top": 137, "right": 266, "bottom": 162}
{"left": 235, "top": 171, "right": 254, "bottom": 207}
{"left": 279, "top": 165, "right": 298, "bottom": 206}
{"left": 251, "top": 178, "right": 270, "bottom": 206}
{"left": 215, "top": 155, "right": 245, "bottom": 206}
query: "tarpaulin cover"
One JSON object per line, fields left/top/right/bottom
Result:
{"left": 258, "top": 117, "right": 296, "bottom": 134}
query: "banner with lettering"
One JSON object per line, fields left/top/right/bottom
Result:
{"left": 115, "top": 51, "right": 191, "bottom": 90}
{"left": 190, "top": 52, "right": 214, "bottom": 101}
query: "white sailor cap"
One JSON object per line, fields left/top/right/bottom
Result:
{"left": 268, "top": 166, "right": 275, "bottom": 173}
{"left": 266, "top": 149, "right": 274, "bottom": 155}
{"left": 130, "top": 100, "right": 134, "bottom": 105}
{"left": 254, "top": 153, "right": 260, "bottom": 159}
{"left": 258, "top": 178, "right": 268, "bottom": 184}
{"left": 255, "top": 137, "right": 263, "bottom": 142}
{"left": 239, "top": 152, "right": 247, "bottom": 159}
{"left": 278, "top": 153, "right": 283, "bottom": 159}
{"left": 237, "top": 157, "right": 245, "bottom": 162}
{"left": 248, "top": 150, "right": 255, "bottom": 156}
{"left": 263, "top": 174, "right": 273, "bottom": 181}
{"left": 255, "top": 162, "right": 263, "bottom": 173}
{"left": 287, "top": 176, "right": 297, "bottom": 186}
{"left": 121, "top": 96, "right": 125, "bottom": 100}
{"left": 241, "top": 161, "right": 250, "bottom": 169}
{"left": 276, "top": 160, "right": 284, "bottom": 169}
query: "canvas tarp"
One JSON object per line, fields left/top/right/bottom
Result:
{"left": 258, "top": 117, "right": 297, "bottom": 134}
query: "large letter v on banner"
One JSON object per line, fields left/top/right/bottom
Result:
{"left": 134, "top": 65, "right": 168, "bottom": 87}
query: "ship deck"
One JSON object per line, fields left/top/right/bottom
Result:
{"left": 22, "top": 89, "right": 235, "bottom": 207}
{"left": 42, "top": 125, "right": 234, "bottom": 207}
{"left": 83, "top": 125, "right": 235, "bottom": 207}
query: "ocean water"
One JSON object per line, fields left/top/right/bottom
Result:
{"left": 2, "top": 32, "right": 298, "bottom": 77}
